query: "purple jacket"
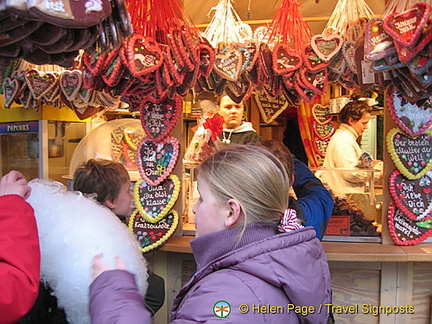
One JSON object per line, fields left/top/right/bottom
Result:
{"left": 90, "top": 224, "right": 331, "bottom": 323}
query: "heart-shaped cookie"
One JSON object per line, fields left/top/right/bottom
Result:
{"left": 388, "top": 202, "right": 432, "bottom": 245}
{"left": 383, "top": 3, "right": 430, "bottom": 48}
{"left": 394, "top": 22, "right": 432, "bottom": 63}
{"left": 254, "top": 92, "right": 288, "bottom": 124}
{"left": 198, "top": 42, "right": 215, "bottom": 78}
{"left": 136, "top": 137, "right": 180, "bottom": 186}
{"left": 213, "top": 48, "right": 243, "bottom": 82}
{"left": 272, "top": 44, "right": 302, "bottom": 75}
{"left": 365, "top": 18, "right": 397, "bottom": 61}
{"left": 313, "top": 120, "right": 335, "bottom": 139}
{"left": 388, "top": 87, "right": 432, "bottom": 136}
{"left": 59, "top": 70, "right": 82, "bottom": 101}
{"left": 389, "top": 169, "right": 432, "bottom": 221}
{"left": 313, "top": 137, "right": 330, "bottom": 157}
{"left": 82, "top": 51, "right": 106, "bottom": 76}
{"left": 312, "top": 103, "right": 331, "bottom": 125}
{"left": 343, "top": 41, "right": 357, "bottom": 73}
{"left": 129, "top": 210, "right": 179, "bottom": 253}
{"left": 311, "top": 33, "right": 343, "bottom": 62}
{"left": 303, "top": 45, "right": 328, "bottom": 72}
{"left": 140, "top": 94, "right": 182, "bottom": 143}
{"left": 127, "top": 34, "right": 164, "bottom": 77}
{"left": 387, "top": 128, "right": 432, "bottom": 180}
{"left": 25, "top": 69, "right": 58, "bottom": 100}
{"left": 133, "top": 174, "right": 181, "bottom": 223}
{"left": 3, "top": 77, "right": 20, "bottom": 108}
{"left": 299, "top": 67, "right": 327, "bottom": 95}
{"left": 408, "top": 45, "right": 432, "bottom": 76}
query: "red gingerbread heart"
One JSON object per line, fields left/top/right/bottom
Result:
{"left": 394, "top": 22, "right": 432, "bottom": 63}
{"left": 387, "top": 202, "right": 432, "bottom": 245}
{"left": 128, "top": 210, "right": 179, "bottom": 253}
{"left": 383, "top": 3, "right": 431, "bottom": 48}
{"left": 389, "top": 169, "right": 432, "bottom": 221}
{"left": 313, "top": 137, "right": 330, "bottom": 157}
{"left": 140, "top": 94, "right": 182, "bottom": 143}
{"left": 299, "top": 67, "right": 327, "bottom": 95}
{"left": 127, "top": 34, "right": 164, "bottom": 77}
{"left": 135, "top": 137, "right": 180, "bottom": 187}
{"left": 272, "top": 44, "right": 302, "bottom": 75}
{"left": 302, "top": 45, "right": 328, "bottom": 72}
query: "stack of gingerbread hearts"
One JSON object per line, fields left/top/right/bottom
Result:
{"left": 386, "top": 84, "right": 432, "bottom": 245}
{"left": 0, "top": 0, "right": 132, "bottom": 68}
{"left": 365, "top": 2, "right": 431, "bottom": 103}
{"left": 80, "top": 0, "right": 214, "bottom": 108}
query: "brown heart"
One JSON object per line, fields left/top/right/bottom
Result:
{"left": 59, "top": 70, "right": 82, "bottom": 101}
{"left": 311, "top": 103, "right": 331, "bottom": 125}
{"left": 3, "top": 77, "right": 20, "bottom": 108}
{"left": 365, "top": 18, "right": 397, "bottom": 61}
{"left": 213, "top": 48, "right": 243, "bottom": 82}
{"left": 25, "top": 69, "right": 57, "bottom": 100}
{"left": 272, "top": 44, "right": 302, "bottom": 75}
{"left": 311, "top": 34, "right": 343, "bottom": 62}
{"left": 313, "top": 120, "right": 335, "bottom": 139}
{"left": 254, "top": 92, "right": 288, "bottom": 124}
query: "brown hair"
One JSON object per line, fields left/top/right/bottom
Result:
{"left": 73, "top": 159, "right": 130, "bottom": 204}
{"left": 257, "top": 140, "right": 294, "bottom": 180}
{"left": 339, "top": 96, "right": 372, "bottom": 124}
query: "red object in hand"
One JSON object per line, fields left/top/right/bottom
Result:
{"left": 203, "top": 114, "right": 224, "bottom": 141}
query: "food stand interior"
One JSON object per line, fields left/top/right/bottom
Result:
{"left": 0, "top": 0, "right": 431, "bottom": 323}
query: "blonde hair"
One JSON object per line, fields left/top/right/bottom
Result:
{"left": 198, "top": 145, "right": 290, "bottom": 228}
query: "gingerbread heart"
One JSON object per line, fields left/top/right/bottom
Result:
{"left": 133, "top": 175, "right": 181, "bottom": 223}
{"left": 387, "top": 128, "right": 432, "bottom": 180}
{"left": 140, "top": 94, "right": 182, "bottom": 143}
{"left": 313, "top": 120, "right": 335, "bottom": 139}
{"left": 3, "top": 77, "right": 20, "bottom": 108}
{"left": 388, "top": 202, "right": 432, "bottom": 245}
{"left": 303, "top": 45, "right": 328, "bottom": 72}
{"left": 365, "top": 18, "right": 397, "bottom": 61}
{"left": 235, "top": 41, "right": 259, "bottom": 72}
{"left": 59, "top": 70, "right": 82, "bottom": 101}
{"left": 408, "top": 45, "right": 432, "bottom": 76}
{"left": 299, "top": 67, "right": 327, "bottom": 95}
{"left": 328, "top": 51, "right": 347, "bottom": 75}
{"left": 73, "top": 105, "right": 102, "bottom": 120}
{"left": 389, "top": 169, "right": 432, "bottom": 221}
{"left": 82, "top": 51, "right": 106, "bottom": 76}
{"left": 272, "top": 44, "right": 302, "bottom": 75}
{"left": 383, "top": 3, "right": 431, "bottom": 48}
{"left": 312, "top": 103, "right": 331, "bottom": 125}
{"left": 343, "top": 41, "right": 357, "bottom": 73}
{"left": 127, "top": 34, "right": 164, "bottom": 77}
{"left": 198, "top": 42, "right": 215, "bottom": 78}
{"left": 136, "top": 137, "right": 180, "bottom": 186}
{"left": 25, "top": 69, "right": 57, "bottom": 100}
{"left": 311, "top": 33, "right": 343, "bottom": 62}
{"left": 313, "top": 137, "right": 330, "bottom": 157}
{"left": 129, "top": 210, "right": 179, "bottom": 253}
{"left": 254, "top": 92, "right": 288, "bottom": 124}
{"left": 388, "top": 87, "right": 432, "bottom": 136}
{"left": 394, "top": 22, "right": 432, "bottom": 63}
{"left": 213, "top": 48, "right": 243, "bottom": 82}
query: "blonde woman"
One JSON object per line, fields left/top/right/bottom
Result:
{"left": 90, "top": 145, "right": 332, "bottom": 323}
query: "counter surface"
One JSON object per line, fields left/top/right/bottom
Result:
{"left": 159, "top": 235, "right": 432, "bottom": 262}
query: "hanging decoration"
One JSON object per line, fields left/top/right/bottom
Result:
{"left": 0, "top": 0, "right": 132, "bottom": 68}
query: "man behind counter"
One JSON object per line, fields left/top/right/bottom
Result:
{"left": 217, "top": 94, "right": 262, "bottom": 145}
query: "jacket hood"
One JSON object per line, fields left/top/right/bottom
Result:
{"left": 223, "top": 121, "right": 256, "bottom": 133}
{"left": 189, "top": 224, "right": 332, "bottom": 323}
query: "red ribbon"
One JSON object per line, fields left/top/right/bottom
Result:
{"left": 203, "top": 113, "right": 224, "bottom": 141}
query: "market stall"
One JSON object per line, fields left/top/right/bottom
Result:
{"left": 0, "top": 0, "right": 431, "bottom": 323}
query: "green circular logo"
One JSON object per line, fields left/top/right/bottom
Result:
{"left": 213, "top": 300, "right": 231, "bottom": 318}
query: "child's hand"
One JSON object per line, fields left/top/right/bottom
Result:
{"left": 0, "top": 170, "right": 31, "bottom": 199}
{"left": 92, "top": 254, "right": 127, "bottom": 280}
